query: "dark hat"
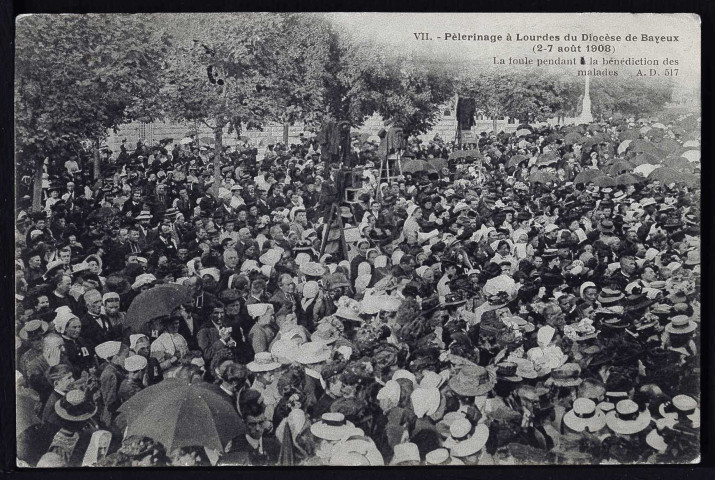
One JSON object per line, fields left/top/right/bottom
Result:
{"left": 218, "top": 289, "right": 242, "bottom": 305}
{"left": 442, "top": 292, "right": 467, "bottom": 308}
{"left": 598, "top": 219, "right": 615, "bottom": 233}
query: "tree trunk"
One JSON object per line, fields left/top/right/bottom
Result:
{"left": 283, "top": 122, "right": 289, "bottom": 146}
{"left": 93, "top": 140, "right": 101, "bottom": 180}
{"left": 213, "top": 119, "right": 224, "bottom": 197}
{"left": 32, "top": 156, "right": 44, "bottom": 212}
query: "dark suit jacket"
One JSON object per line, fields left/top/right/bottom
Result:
{"left": 229, "top": 434, "right": 281, "bottom": 466}
{"left": 79, "top": 313, "right": 116, "bottom": 348}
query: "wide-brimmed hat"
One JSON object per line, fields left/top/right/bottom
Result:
{"left": 598, "top": 219, "right": 615, "bottom": 233}
{"left": 311, "top": 322, "right": 340, "bottom": 344}
{"left": 442, "top": 292, "right": 468, "bottom": 308}
{"left": 495, "top": 362, "right": 522, "bottom": 382}
{"left": 334, "top": 306, "right": 363, "bottom": 323}
{"left": 247, "top": 352, "right": 282, "bottom": 373}
{"left": 599, "top": 315, "right": 631, "bottom": 330}
{"left": 410, "top": 387, "right": 441, "bottom": 419}
{"left": 563, "top": 398, "right": 607, "bottom": 433}
{"left": 390, "top": 442, "right": 421, "bottom": 465}
{"left": 55, "top": 389, "right": 97, "bottom": 422}
{"left": 299, "top": 262, "right": 327, "bottom": 278}
{"left": 445, "top": 419, "right": 490, "bottom": 458}
{"left": 658, "top": 394, "right": 700, "bottom": 428}
{"left": 424, "top": 448, "right": 464, "bottom": 465}
{"left": 310, "top": 412, "right": 358, "bottom": 441}
{"left": 597, "top": 288, "right": 624, "bottom": 304}
{"left": 448, "top": 365, "right": 495, "bottom": 397}
{"left": 684, "top": 250, "right": 700, "bottom": 267}
{"left": 605, "top": 399, "right": 652, "bottom": 434}
{"left": 545, "top": 363, "right": 583, "bottom": 387}
{"left": 295, "top": 342, "right": 332, "bottom": 365}
{"left": 135, "top": 210, "right": 153, "bottom": 221}
{"left": 18, "top": 319, "right": 49, "bottom": 341}
{"left": 665, "top": 315, "right": 697, "bottom": 335}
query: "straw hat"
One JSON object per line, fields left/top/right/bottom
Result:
{"left": 448, "top": 365, "right": 495, "bottom": 397}
{"left": 563, "top": 398, "right": 607, "bottom": 433}
{"left": 299, "top": 262, "right": 327, "bottom": 277}
{"left": 294, "top": 342, "right": 332, "bottom": 365}
{"left": 665, "top": 315, "right": 697, "bottom": 335}
{"left": 95, "top": 341, "right": 122, "bottom": 360}
{"left": 658, "top": 394, "right": 700, "bottom": 428}
{"left": 54, "top": 389, "right": 97, "bottom": 422}
{"left": 445, "top": 419, "right": 490, "bottom": 458}
{"left": 19, "top": 319, "right": 49, "bottom": 341}
{"left": 545, "top": 363, "right": 583, "bottom": 388}
{"left": 125, "top": 355, "right": 148, "bottom": 372}
{"left": 334, "top": 305, "right": 363, "bottom": 323}
{"left": 310, "top": 413, "right": 357, "bottom": 441}
{"left": 247, "top": 352, "right": 282, "bottom": 373}
{"left": 330, "top": 435, "right": 384, "bottom": 466}
{"left": 390, "top": 442, "right": 421, "bottom": 465}
{"left": 605, "top": 399, "right": 652, "bottom": 434}
{"left": 310, "top": 323, "right": 340, "bottom": 345}
{"left": 425, "top": 447, "right": 464, "bottom": 465}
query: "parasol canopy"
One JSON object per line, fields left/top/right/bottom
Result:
{"left": 537, "top": 152, "right": 560, "bottom": 166}
{"left": 618, "top": 129, "right": 640, "bottom": 142}
{"left": 592, "top": 176, "right": 617, "bottom": 188}
{"left": 662, "top": 156, "right": 695, "bottom": 172}
{"left": 647, "top": 167, "right": 691, "bottom": 185}
{"left": 507, "top": 154, "right": 529, "bottom": 169}
{"left": 448, "top": 149, "right": 482, "bottom": 160}
{"left": 632, "top": 153, "right": 660, "bottom": 166}
{"left": 428, "top": 158, "right": 448, "bottom": 172}
{"left": 606, "top": 160, "right": 635, "bottom": 176}
{"left": 125, "top": 284, "right": 193, "bottom": 332}
{"left": 617, "top": 140, "right": 632, "bottom": 155}
{"left": 118, "top": 379, "right": 244, "bottom": 453}
{"left": 528, "top": 171, "right": 559, "bottom": 184}
{"left": 614, "top": 173, "right": 643, "bottom": 186}
{"left": 633, "top": 164, "right": 658, "bottom": 177}
{"left": 682, "top": 140, "right": 700, "bottom": 148}
{"left": 179, "top": 137, "right": 194, "bottom": 145}
{"left": 515, "top": 129, "right": 532, "bottom": 137}
{"left": 573, "top": 169, "right": 605, "bottom": 185}
{"left": 680, "top": 150, "right": 700, "bottom": 163}
{"left": 402, "top": 159, "right": 437, "bottom": 174}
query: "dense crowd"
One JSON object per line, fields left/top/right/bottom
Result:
{"left": 15, "top": 114, "right": 701, "bottom": 467}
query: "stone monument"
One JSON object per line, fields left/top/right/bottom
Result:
{"left": 578, "top": 74, "right": 594, "bottom": 124}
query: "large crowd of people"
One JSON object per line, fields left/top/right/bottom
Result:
{"left": 15, "top": 113, "right": 701, "bottom": 467}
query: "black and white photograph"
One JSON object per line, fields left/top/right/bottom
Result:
{"left": 13, "top": 12, "right": 701, "bottom": 467}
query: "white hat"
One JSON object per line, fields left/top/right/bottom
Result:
{"left": 406, "top": 204, "right": 420, "bottom": 217}
{"left": 125, "top": 355, "right": 148, "bottom": 372}
{"left": 199, "top": 267, "right": 220, "bottom": 283}
{"left": 247, "top": 352, "right": 282, "bottom": 372}
{"left": 246, "top": 303, "right": 274, "bottom": 319}
{"left": 563, "top": 398, "right": 607, "bottom": 433}
{"left": 95, "top": 341, "right": 122, "bottom": 360}
{"left": 446, "top": 419, "right": 490, "bottom": 458}
{"left": 544, "top": 224, "right": 559, "bottom": 233}
{"left": 131, "top": 273, "right": 156, "bottom": 290}
{"left": 425, "top": 447, "right": 464, "bottom": 465}
{"left": 411, "top": 387, "right": 441, "bottom": 419}
{"left": 295, "top": 342, "right": 331, "bottom": 365}
{"left": 310, "top": 413, "right": 357, "bottom": 441}
{"left": 259, "top": 248, "right": 283, "bottom": 266}
{"left": 392, "top": 369, "right": 417, "bottom": 385}
{"left": 240, "top": 259, "right": 260, "bottom": 273}
{"left": 605, "top": 399, "right": 652, "bottom": 434}
{"left": 53, "top": 306, "right": 78, "bottom": 334}
{"left": 390, "top": 442, "right": 420, "bottom": 465}
{"left": 129, "top": 334, "right": 149, "bottom": 351}
{"left": 376, "top": 380, "right": 401, "bottom": 405}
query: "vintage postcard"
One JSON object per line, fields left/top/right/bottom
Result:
{"left": 14, "top": 12, "right": 700, "bottom": 467}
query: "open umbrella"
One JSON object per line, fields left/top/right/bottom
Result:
{"left": 655, "top": 138, "right": 681, "bottom": 154}
{"left": 645, "top": 128, "right": 665, "bottom": 139}
{"left": 632, "top": 153, "right": 660, "bottom": 166}
{"left": 515, "top": 129, "right": 531, "bottom": 137}
{"left": 517, "top": 124, "right": 533, "bottom": 131}
{"left": 448, "top": 149, "right": 482, "bottom": 160}
{"left": 614, "top": 173, "right": 643, "bottom": 186}
{"left": 618, "top": 129, "right": 640, "bottom": 142}
{"left": 606, "top": 160, "right": 635, "bottom": 176}
{"left": 639, "top": 126, "right": 652, "bottom": 135}
{"left": 402, "top": 159, "right": 437, "bottom": 174}
{"left": 617, "top": 140, "right": 632, "bottom": 155}
{"left": 528, "top": 171, "right": 558, "bottom": 184}
{"left": 573, "top": 169, "right": 606, "bottom": 185}
{"left": 681, "top": 150, "right": 700, "bottom": 163}
{"left": 429, "top": 158, "right": 448, "bottom": 172}
{"left": 682, "top": 140, "right": 700, "bottom": 148}
{"left": 662, "top": 156, "right": 695, "bottom": 172}
{"left": 507, "top": 154, "right": 529, "bottom": 169}
{"left": 633, "top": 164, "right": 658, "bottom": 177}
{"left": 652, "top": 123, "right": 666, "bottom": 129}
{"left": 592, "top": 176, "right": 617, "bottom": 188}
{"left": 118, "top": 379, "right": 243, "bottom": 452}
{"left": 179, "top": 137, "right": 194, "bottom": 145}
{"left": 647, "top": 167, "right": 690, "bottom": 185}
{"left": 125, "top": 284, "right": 192, "bottom": 332}
{"left": 199, "top": 137, "right": 215, "bottom": 145}
{"left": 537, "top": 152, "right": 560, "bottom": 166}
{"left": 564, "top": 132, "right": 584, "bottom": 145}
